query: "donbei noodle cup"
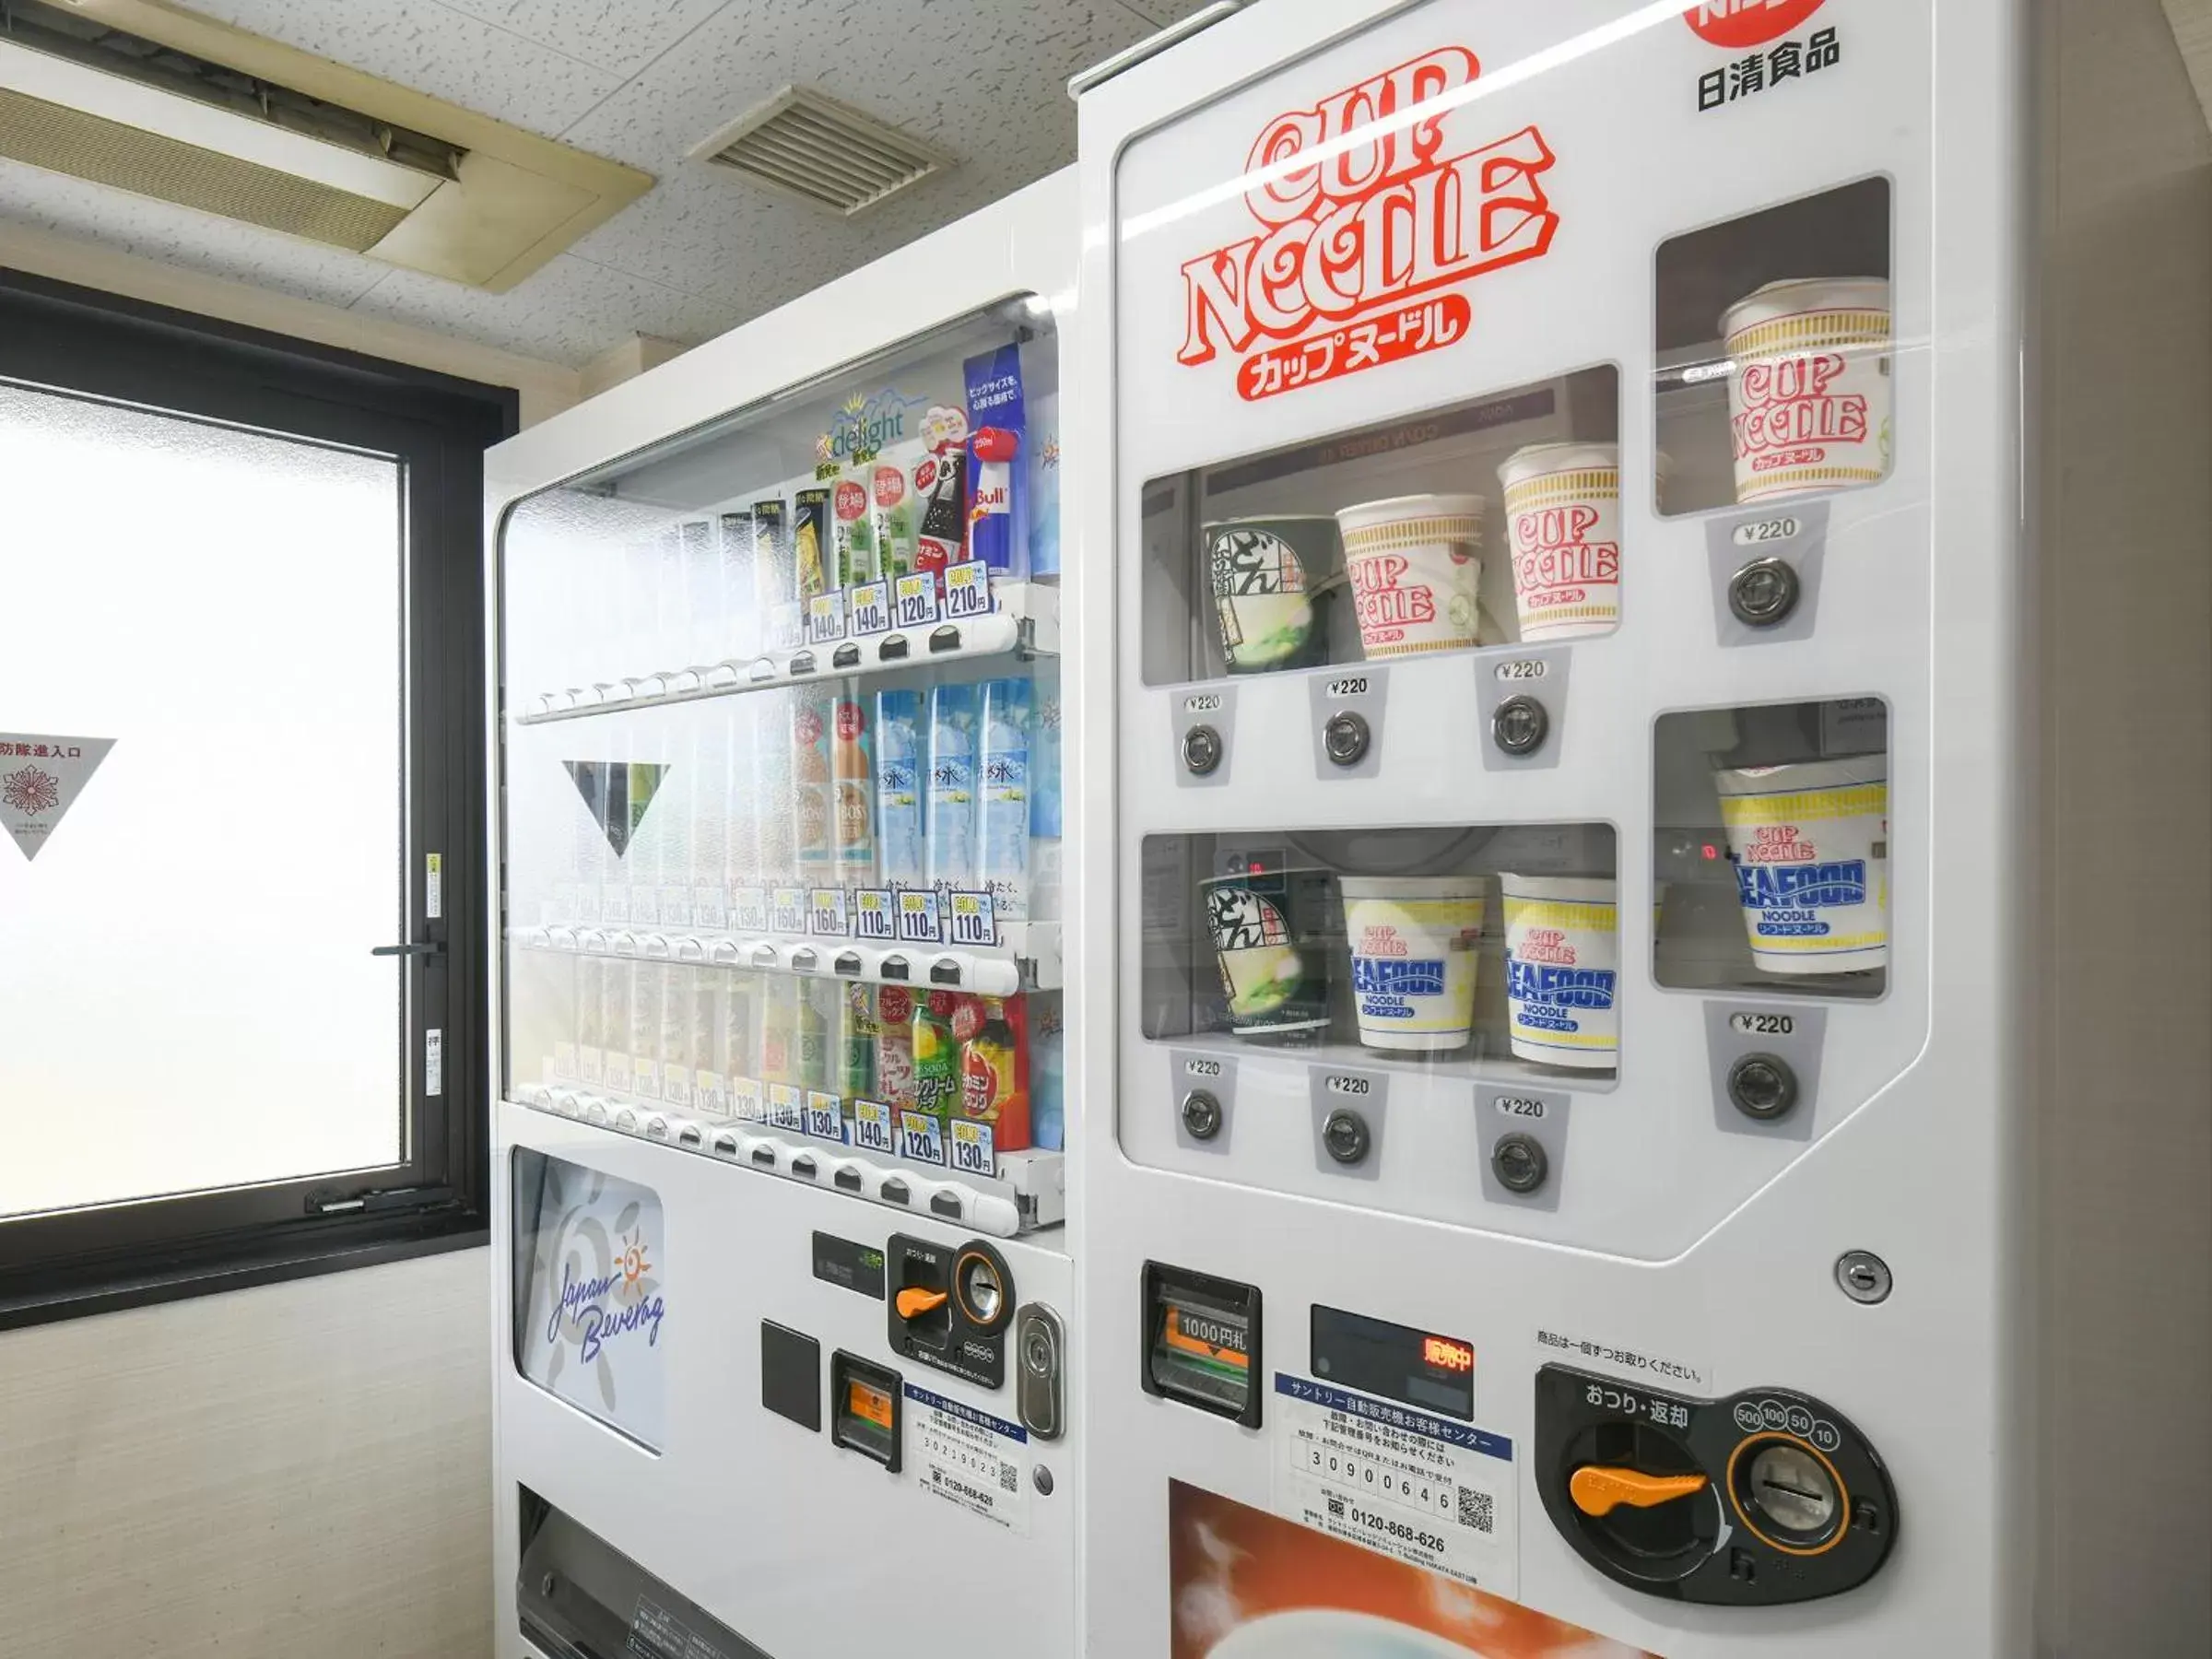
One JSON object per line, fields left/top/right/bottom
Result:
{"left": 1201, "top": 868, "right": 1333, "bottom": 1040}
{"left": 1334, "top": 494, "right": 1484, "bottom": 658}
{"left": 1204, "top": 515, "right": 1339, "bottom": 674}
{"left": 1340, "top": 875, "right": 1489, "bottom": 1053}
{"left": 1713, "top": 756, "right": 1888, "bottom": 975}
{"left": 1500, "top": 875, "right": 1620, "bottom": 1069}
{"left": 1723, "top": 276, "right": 1891, "bottom": 503}
{"left": 1498, "top": 442, "right": 1621, "bottom": 641}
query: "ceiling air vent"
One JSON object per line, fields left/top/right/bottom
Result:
{"left": 688, "top": 86, "right": 950, "bottom": 216}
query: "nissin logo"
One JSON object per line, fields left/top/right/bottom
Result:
{"left": 1735, "top": 859, "right": 1868, "bottom": 910}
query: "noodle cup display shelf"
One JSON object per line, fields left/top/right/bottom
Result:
{"left": 509, "top": 1085, "right": 1065, "bottom": 1237}
{"left": 510, "top": 921, "right": 1060, "bottom": 996}
{"left": 514, "top": 584, "right": 1057, "bottom": 725}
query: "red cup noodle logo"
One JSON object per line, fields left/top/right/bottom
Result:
{"left": 1684, "top": 0, "right": 1825, "bottom": 49}
{"left": 833, "top": 478, "right": 868, "bottom": 521}
{"left": 1177, "top": 45, "right": 1559, "bottom": 401}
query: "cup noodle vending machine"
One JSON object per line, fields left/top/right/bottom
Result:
{"left": 486, "top": 173, "right": 1078, "bottom": 1659}
{"left": 1072, "top": 3, "right": 2042, "bottom": 1654}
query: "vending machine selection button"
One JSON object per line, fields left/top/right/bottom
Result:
{"left": 1180, "top": 1089, "right": 1223, "bottom": 1140}
{"left": 1322, "top": 709, "right": 1371, "bottom": 767}
{"left": 1727, "top": 556, "right": 1802, "bottom": 627}
{"left": 1491, "top": 1132, "right": 1548, "bottom": 1194}
{"left": 1726, "top": 1053, "right": 1799, "bottom": 1120}
{"left": 1492, "top": 694, "right": 1550, "bottom": 757}
{"left": 1182, "top": 723, "right": 1224, "bottom": 776}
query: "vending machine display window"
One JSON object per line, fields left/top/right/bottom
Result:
{"left": 1653, "top": 178, "right": 1895, "bottom": 518}
{"left": 1142, "top": 822, "right": 1620, "bottom": 1083}
{"left": 1138, "top": 365, "right": 1624, "bottom": 685}
{"left": 1653, "top": 699, "right": 1889, "bottom": 1000}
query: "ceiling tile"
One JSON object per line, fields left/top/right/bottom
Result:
{"left": 557, "top": 0, "right": 1156, "bottom": 321}
{"left": 182, "top": 0, "right": 622, "bottom": 138}
{"left": 347, "top": 253, "right": 729, "bottom": 367}
{"left": 0, "top": 159, "right": 388, "bottom": 310}
{"left": 433, "top": 0, "right": 733, "bottom": 80}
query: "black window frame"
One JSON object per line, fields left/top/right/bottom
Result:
{"left": 0, "top": 268, "right": 512, "bottom": 1329}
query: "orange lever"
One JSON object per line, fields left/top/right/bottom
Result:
{"left": 895, "top": 1287, "right": 948, "bottom": 1319}
{"left": 1569, "top": 1465, "right": 1708, "bottom": 1518}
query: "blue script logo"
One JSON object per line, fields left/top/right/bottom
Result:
{"left": 1735, "top": 859, "right": 1867, "bottom": 911}
{"left": 549, "top": 1230, "right": 665, "bottom": 1363}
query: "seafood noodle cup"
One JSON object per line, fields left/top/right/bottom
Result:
{"left": 1713, "top": 755, "right": 1888, "bottom": 974}
{"left": 1722, "top": 276, "right": 1891, "bottom": 503}
{"left": 1497, "top": 442, "right": 1620, "bottom": 641}
{"left": 1340, "top": 875, "right": 1489, "bottom": 1053}
{"left": 1500, "top": 874, "right": 1620, "bottom": 1069}
{"left": 1334, "top": 494, "right": 1484, "bottom": 658}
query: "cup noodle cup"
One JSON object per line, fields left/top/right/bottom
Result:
{"left": 1723, "top": 276, "right": 1891, "bottom": 503}
{"left": 1500, "top": 874, "right": 1620, "bottom": 1069}
{"left": 1497, "top": 443, "right": 1620, "bottom": 641}
{"left": 1713, "top": 756, "right": 1888, "bottom": 974}
{"left": 1340, "top": 875, "right": 1488, "bottom": 1053}
{"left": 1334, "top": 494, "right": 1484, "bottom": 658}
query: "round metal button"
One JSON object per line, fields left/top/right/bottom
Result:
{"left": 1728, "top": 556, "right": 1801, "bottom": 627}
{"left": 1491, "top": 1132, "right": 1549, "bottom": 1194}
{"left": 1726, "top": 1052, "right": 1799, "bottom": 1121}
{"left": 1180, "top": 1088, "right": 1223, "bottom": 1141}
{"left": 1492, "top": 694, "right": 1550, "bottom": 757}
{"left": 1322, "top": 1108, "right": 1371, "bottom": 1166}
{"left": 1323, "top": 710, "right": 1371, "bottom": 767}
{"left": 1182, "top": 723, "right": 1223, "bottom": 776}
{"left": 1834, "top": 1249, "right": 1893, "bottom": 1305}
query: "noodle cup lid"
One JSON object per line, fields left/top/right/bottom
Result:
{"left": 1499, "top": 872, "right": 1617, "bottom": 903}
{"left": 1721, "top": 276, "right": 1890, "bottom": 342}
{"left": 1335, "top": 493, "right": 1486, "bottom": 537}
{"left": 1339, "top": 875, "right": 1492, "bottom": 901}
{"left": 1499, "top": 441, "right": 1619, "bottom": 490}
{"left": 1713, "top": 753, "right": 1888, "bottom": 794}
{"left": 1201, "top": 513, "right": 1340, "bottom": 535}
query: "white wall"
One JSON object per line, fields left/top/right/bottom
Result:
{"left": 0, "top": 1251, "right": 491, "bottom": 1659}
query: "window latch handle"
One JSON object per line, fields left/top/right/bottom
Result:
{"left": 371, "top": 940, "right": 445, "bottom": 958}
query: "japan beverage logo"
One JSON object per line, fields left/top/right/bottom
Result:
{"left": 1684, "top": 0, "right": 1826, "bottom": 49}
{"left": 1177, "top": 46, "right": 1559, "bottom": 402}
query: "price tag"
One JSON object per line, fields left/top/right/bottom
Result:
{"left": 663, "top": 1067, "right": 693, "bottom": 1110}
{"left": 768, "top": 1083, "right": 805, "bottom": 1131}
{"left": 730, "top": 1076, "right": 764, "bottom": 1122}
{"left": 893, "top": 571, "right": 941, "bottom": 629}
{"left": 948, "top": 1118, "right": 996, "bottom": 1178}
{"left": 806, "top": 590, "right": 847, "bottom": 644}
{"left": 852, "top": 1098, "right": 895, "bottom": 1154}
{"left": 943, "top": 559, "right": 991, "bottom": 619}
{"left": 948, "top": 889, "right": 998, "bottom": 948}
{"left": 805, "top": 1090, "right": 847, "bottom": 1142}
{"left": 631, "top": 887, "right": 660, "bottom": 926}
{"left": 853, "top": 888, "right": 897, "bottom": 942}
{"left": 809, "top": 887, "right": 851, "bottom": 936}
{"left": 733, "top": 888, "right": 770, "bottom": 935}
{"left": 899, "top": 1110, "right": 947, "bottom": 1166}
{"left": 771, "top": 887, "right": 808, "bottom": 935}
{"left": 897, "top": 888, "right": 944, "bottom": 944}
{"left": 632, "top": 1055, "right": 660, "bottom": 1100}
{"left": 849, "top": 580, "right": 892, "bottom": 636}
{"left": 660, "top": 884, "right": 692, "bottom": 930}
{"left": 696, "top": 1072, "right": 729, "bottom": 1118}
{"left": 551, "top": 1041, "right": 577, "bottom": 1081}
{"left": 693, "top": 886, "right": 726, "bottom": 932}
{"left": 579, "top": 1046, "right": 605, "bottom": 1087}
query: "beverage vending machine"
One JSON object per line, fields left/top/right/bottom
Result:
{"left": 1069, "top": 2, "right": 2064, "bottom": 1653}
{"left": 486, "top": 172, "right": 1077, "bottom": 1659}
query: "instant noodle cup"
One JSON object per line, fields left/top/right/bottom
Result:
{"left": 1334, "top": 494, "right": 1484, "bottom": 657}
{"left": 1498, "top": 443, "right": 1621, "bottom": 641}
{"left": 1204, "top": 515, "right": 1339, "bottom": 674}
{"left": 1202, "top": 867, "right": 1333, "bottom": 1040}
{"left": 1340, "top": 875, "right": 1489, "bottom": 1053}
{"left": 1714, "top": 755, "right": 1888, "bottom": 974}
{"left": 1722, "top": 276, "right": 1891, "bottom": 503}
{"left": 1500, "top": 875, "right": 1620, "bottom": 1069}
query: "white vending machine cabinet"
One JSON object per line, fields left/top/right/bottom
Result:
{"left": 1073, "top": 4, "right": 2035, "bottom": 1653}
{"left": 487, "top": 171, "right": 1078, "bottom": 1659}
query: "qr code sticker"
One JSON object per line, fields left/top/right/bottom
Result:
{"left": 1326, "top": 1493, "right": 1346, "bottom": 1519}
{"left": 1457, "top": 1486, "right": 1495, "bottom": 1534}
{"left": 999, "top": 1463, "right": 1019, "bottom": 1493}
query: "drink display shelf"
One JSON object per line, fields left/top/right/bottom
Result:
{"left": 514, "top": 584, "right": 1057, "bottom": 726}
{"left": 510, "top": 1086, "right": 1066, "bottom": 1238}
{"left": 511, "top": 919, "right": 1061, "bottom": 996}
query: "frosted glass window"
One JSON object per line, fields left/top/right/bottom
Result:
{"left": 0, "top": 382, "right": 406, "bottom": 1218}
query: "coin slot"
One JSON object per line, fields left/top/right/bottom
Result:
{"left": 1727, "top": 1433, "right": 1849, "bottom": 1556}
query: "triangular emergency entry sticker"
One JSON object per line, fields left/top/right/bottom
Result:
{"left": 562, "top": 760, "right": 668, "bottom": 860}
{"left": 0, "top": 734, "right": 114, "bottom": 862}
